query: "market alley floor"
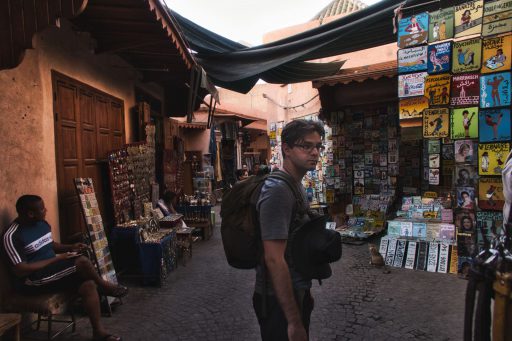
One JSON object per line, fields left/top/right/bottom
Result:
{"left": 43, "top": 208, "right": 466, "bottom": 341}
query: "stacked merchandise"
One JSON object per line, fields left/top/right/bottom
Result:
{"left": 396, "top": 1, "right": 510, "bottom": 274}
{"left": 381, "top": 195, "right": 457, "bottom": 273}
{"left": 268, "top": 122, "right": 284, "bottom": 169}
{"left": 303, "top": 123, "right": 331, "bottom": 204}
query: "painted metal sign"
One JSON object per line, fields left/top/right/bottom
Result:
{"left": 423, "top": 108, "right": 450, "bottom": 138}
{"left": 429, "top": 7, "right": 455, "bottom": 42}
{"left": 425, "top": 74, "right": 451, "bottom": 105}
{"left": 427, "top": 42, "right": 452, "bottom": 74}
{"left": 482, "top": 0, "right": 512, "bottom": 37}
{"left": 478, "top": 177, "right": 505, "bottom": 210}
{"left": 478, "top": 142, "right": 510, "bottom": 175}
{"left": 451, "top": 73, "right": 480, "bottom": 106}
{"left": 398, "top": 12, "right": 429, "bottom": 48}
{"left": 398, "top": 72, "right": 428, "bottom": 98}
{"left": 482, "top": 35, "right": 512, "bottom": 73}
{"left": 480, "top": 72, "right": 511, "bottom": 108}
{"left": 454, "top": 0, "right": 484, "bottom": 38}
{"left": 478, "top": 108, "right": 511, "bottom": 142}
{"left": 451, "top": 107, "right": 479, "bottom": 139}
{"left": 452, "top": 38, "right": 482, "bottom": 73}
{"left": 398, "top": 46, "right": 428, "bottom": 73}
{"left": 399, "top": 96, "right": 429, "bottom": 119}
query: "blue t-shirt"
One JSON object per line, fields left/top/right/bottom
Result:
{"left": 2, "top": 220, "right": 56, "bottom": 266}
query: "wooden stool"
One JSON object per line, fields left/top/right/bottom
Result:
{"left": 0, "top": 313, "right": 21, "bottom": 341}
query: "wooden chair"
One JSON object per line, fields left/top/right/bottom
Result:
{"left": 0, "top": 257, "right": 77, "bottom": 340}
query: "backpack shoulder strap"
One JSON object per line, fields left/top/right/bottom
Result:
{"left": 268, "top": 170, "right": 307, "bottom": 222}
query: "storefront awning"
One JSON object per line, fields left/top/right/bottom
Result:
{"left": 214, "top": 110, "right": 263, "bottom": 127}
{"left": 243, "top": 120, "right": 268, "bottom": 131}
{"left": 168, "top": 0, "right": 465, "bottom": 93}
{"left": 312, "top": 60, "right": 397, "bottom": 87}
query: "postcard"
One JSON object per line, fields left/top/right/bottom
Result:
{"left": 478, "top": 109, "right": 511, "bottom": 142}
{"left": 455, "top": 140, "right": 475, "bottom": 163}
{"left": 450, "top": 73, "right": 480, "bottom": 106}
{"left": 451, "top": 107, "right": 479, "bottom": 139}
{"left": 455, "top": 165, "right": 478, "bottom": 186}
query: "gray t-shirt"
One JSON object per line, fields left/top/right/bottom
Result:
{"left": 255, "top": 176, "right": 312, "bottom": 294}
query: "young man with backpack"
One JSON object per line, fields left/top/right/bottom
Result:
{"left": 253, "top": 119, "right": 324, "bottom": 340}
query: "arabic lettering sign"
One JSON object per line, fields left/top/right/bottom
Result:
{"left": 423, "top": 108, "right": 449, "bottom": 138}
{"left": 451, "top": 107, "right": 479, "bottom": 139}
{"left": 398, "top": 46, "right": 428, "bottom": 73}
{"left": 454, "top": 0, "right": 484, "bottom": 38}
{"left": 480, "top": 72, "right": 511, "bottom": 108}
{"left": 398, "top": 72, "right": 428, "bottom": 98}
{"left": 429, "top": 7, "right": 455, "bottom": 42}
{"left": 452, "top": 38, "right": 482, "bottom": 73}
{"left": 482, "top": 35, "right": 512, "bottom": 73}
{"left": 451, "top": 74, "right": 480, "bottom": 106}
{"left": 398, "top": 12, "right": 429, "bottom": 48}
{"left": 427, "top": 42, "right": 452, "bottom": 74}
{"left": 478, "top": 177, "right": 505, "bottom": 210}
{"left": 424, "top": 74, "right": 451, "bottom": 106}
{"left": 399, "top": 96, "right": 429, "bottom": 119}
{"left": 482, "top": 0, "right": 512, "bottom": 37}
{"left": 478, "top": 142, "right": 510, "bottom": 175}
{"left": 478, "top": 109, "right": 511, "bottom": 142}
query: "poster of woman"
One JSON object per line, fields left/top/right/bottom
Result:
{"left": 451, "top": 107, "right": 479, "bottom": 139}
{"left": 456, "top": 187, "right": 476, "bottom": 209}
{"left": 455, "top": 209, "right": 477, "bottom": 234}
{"left": 480, "top": 72, "right": 511, "bottom": 108}
{"left": 478, "top": 109, "right": 511, "bottom": 142}
{"left": 454, "top": 0, "right": 484, "bottom": 38}
{"left": 455, "top": 140, "right": 475, "bottom": 163}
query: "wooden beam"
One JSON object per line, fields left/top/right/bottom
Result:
{"left": 95, "top": 39, "right": 170, "bottom": 54}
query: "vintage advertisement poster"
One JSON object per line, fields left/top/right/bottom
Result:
{"left": 429, "top": 168, "right": 440, "bottom": 185}
{"left": 455, "top": 165, "right": 478, "bottom": 186}
{"left": 452, "top": 38, "right": 482, "bottom": 73}
{"left": 478, "top": 109, "right": 511, "bottom": 142}
{"left": 425, "top": 74, "right": 451, "bottom": 105}
{"left": 482, "top": 0, "right": 512, "bottom": 36}
{"left": 454, "top": 0, "right": 484, "bottom": 37}
{"left": 478, "top": 142, "right": 510, "bottom": 175}
{"left": 450, "top": 74, "right": 480, "bottom": 106}
{"left": 398, "top": 72, "right": 428, "bottom": 98}
{"left": 429, "top": 8, "right": 455, "bottom": 42}
{"left": 482, "top": 35, "right": 512, "bottom": 74}
{"left": 427, "top": 42, "right": 452, "bottom": 74}
{"left": 456, "top": 186, "right": 477, "bottom": 209}
{"left": 398, "top": 46, "right": 428, "bottom": 73}
{"left": 451, "top": 107, "right": 479, "bottom": 139}
{"left": 399, "top": 96, "right": 429, "bottom": 119}
{"left": 398, "top": 12, "right": 429, "bottom": 48}
{"left": 478, "top": 177, "right": 505, "bottom": 210}
{"left": 480, "top": 72, "right": 511, "bottom": 108}
{"left": 476, "top": 211, "right": 503, "bottom": 246}
{"left": 455, "top": 209, "right": 477, "bottom": 233}
{"left": 423, "top": 108, "right": 450, "bottom": 138}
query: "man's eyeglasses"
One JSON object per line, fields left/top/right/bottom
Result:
{"left": 294, "top": 143, "right": 325, "bottom": 152}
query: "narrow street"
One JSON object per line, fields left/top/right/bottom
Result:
{"left": 56, "top": 207, "right": 466, "bottom": 341}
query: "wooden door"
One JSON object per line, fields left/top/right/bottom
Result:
{"left": 53, "top": 72, "right": 124, "bottom": 240}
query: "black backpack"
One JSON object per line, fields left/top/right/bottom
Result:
{"left": 220, "top": 170, "right": 304, "bottom": 269}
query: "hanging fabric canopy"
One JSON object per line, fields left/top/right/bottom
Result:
{"left": 169, "top": 0, "right": 462, "bottom": 93}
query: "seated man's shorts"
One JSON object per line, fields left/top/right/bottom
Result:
{"left": 19, "top": 258, "right": 83, "bottom": 294}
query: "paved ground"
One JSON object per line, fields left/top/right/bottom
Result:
{"left": 31, "top": 208, "right": 467, "bottom": 340}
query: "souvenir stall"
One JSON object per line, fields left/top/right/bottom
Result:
{"left": 108, "top": 125, "right": 180, "bottom": 286}
{"left": 378, "top": 1, "right": 511, "bottom": 276}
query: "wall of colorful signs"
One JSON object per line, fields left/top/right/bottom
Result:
{"left": 396, "top": 0, "right": 511, "bottom": 275}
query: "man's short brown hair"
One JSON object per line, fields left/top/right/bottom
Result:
{"left": 281, "top": 119, "right": 325, "bottom": 158}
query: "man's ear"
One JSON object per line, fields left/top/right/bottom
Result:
{"left": 282, "top": 143, "right": 291, "bottom": 157}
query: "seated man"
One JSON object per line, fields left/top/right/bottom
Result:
{"left": 1, "top": 195, "right": 126, "bottom": 341}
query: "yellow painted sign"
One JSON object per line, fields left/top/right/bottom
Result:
{"left": 423, "top": 191, "right": 438, "bottom": 198}
{"left": 399, "top": 96, "right": 429, "bottom": 119}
